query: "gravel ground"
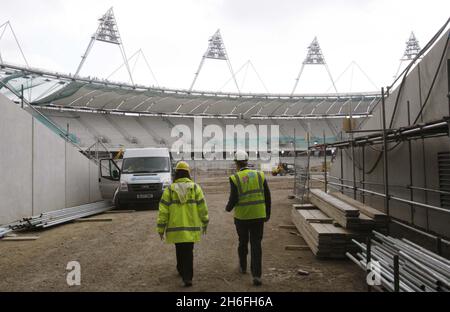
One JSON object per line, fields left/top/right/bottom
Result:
{"left": 0, "top": 176, "right": 366, "bottom": 292}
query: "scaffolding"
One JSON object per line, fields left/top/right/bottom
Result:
{"left": 302, "top": 87, "right": 450, "bottom": 255}
{"left": 295, "top": 19, "right": 450, "bottom": 256}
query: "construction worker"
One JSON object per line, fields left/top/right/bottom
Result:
{"left": 156, "top": 161, "right": 208, "bottom": 287}
{"left": 226, "top": 150, "right": 271, "bottom": 286}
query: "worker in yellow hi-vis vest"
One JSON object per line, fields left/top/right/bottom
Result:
{"left": 226, "top": 150, "right": 271, "bottom": 286}
{"left": 157, "top": 161, "right": 208, "bottom": 287}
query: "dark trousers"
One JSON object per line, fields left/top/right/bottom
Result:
{"left": 234, "top": 219, "right": 264, "bottom": 278}
{"left": 175, "top": 243, "right": 194, "bottom": 282}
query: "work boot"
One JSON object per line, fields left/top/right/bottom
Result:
{"left": 239, "top": 260, "right": 247, "bottom": 274}
{"left": 184, "top": 280, "right": 193, "bottom": 287}
{"left": 252, "top": 277, "right": 262, "bottom": 286}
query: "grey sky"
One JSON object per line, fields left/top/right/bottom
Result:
{"left": 0, "top": 0, "right": 449, "bottom": 93}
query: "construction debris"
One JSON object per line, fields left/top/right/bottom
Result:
{"left": 278, "top": 225, "right": 297, "bottom": 230}
{"left": 347, "top": 231, "right": 450, "bottom": 292}
{"left": 297, "top": 269, "right": 310, "bottom": 276}
{"left": 0, "top": 236, "right": 40, "bottom": 241}
{"left": 285, "top": 245, "right": 309, "bottom": 251}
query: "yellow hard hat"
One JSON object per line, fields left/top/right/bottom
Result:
{"left": 175, "top": 161, "right": 191, "bottom": 172}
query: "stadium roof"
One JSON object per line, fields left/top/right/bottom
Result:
{"left": 0, "top": 62, "right": 380, "bottom": 119}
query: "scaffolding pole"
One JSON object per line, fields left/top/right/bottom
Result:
{"left": 381, "top": 87, "right": 390, "bottom": 219}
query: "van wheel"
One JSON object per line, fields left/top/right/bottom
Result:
{"left": 150, "top": 200, "right": 160, "bottom": 210}
{"left": 115, "top": 200, "right": 128, "bottom": 210}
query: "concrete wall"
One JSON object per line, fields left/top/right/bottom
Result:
{"left": 0, "top": 94, "right": 102, "bottom": 224}
{"left": 65, "top": 144, "right": 91, "bottom": 208}
{"left": 330, "top": 29, "right": 450, "bottom": 237}
{"left": 33, "top": 120, "right": 66, "bottom": 215}
{"left": 0, "top": 95, "right": 33, "bottom": 223}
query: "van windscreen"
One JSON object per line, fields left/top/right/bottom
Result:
{"left": 122, "top": 157, "right": 170, "bottom": 174}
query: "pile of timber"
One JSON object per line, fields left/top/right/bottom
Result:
{"left": 309, "top": 189, "right": 380, "bottom": 230}
{"left": 330, "top": 192, "right": 389, "bottom": 228}
{"left": 290, "top": 189, "right": 388, "bottom": 259}
{"left": 291, "top": 207, "right": 361, "bottom": 258}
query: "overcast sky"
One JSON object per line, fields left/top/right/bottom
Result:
{"left": 0, "top": 0, "right": 449, "bottom": 94}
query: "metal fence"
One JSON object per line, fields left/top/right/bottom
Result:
{"left": 294, "top": 152, "right": 310, "bottom": 203}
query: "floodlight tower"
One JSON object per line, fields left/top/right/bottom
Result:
{"left": 74, "top": 7, "right": 134, "bottom": 85}
{"left": 394, "top": 32, "right": 421, "bottom": 79}
{"left": 189, "top": 29, "right": 240, "bottom": 94}
{"left": 402, "top": 32, "right": 421, "bottom": 61}
{"left": 291, "top": 37, "right": 337, "bottom": 95}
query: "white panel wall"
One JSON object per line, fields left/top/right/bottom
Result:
{"left": 32, "top": 120, "right": 66, "bottom": 215}
{"left": 89, "top": 160, "right": 102, "bottom": 202}
{"left": 0, "top": 96, "right": 33, "bottom": 223}
{"left": 65, "top": 143, "right": 91, "bottom": 208}
{"left": 0, "top": 94, "right": 103, "bottom": 225}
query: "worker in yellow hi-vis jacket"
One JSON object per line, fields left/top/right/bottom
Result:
{"left": 156, "top": 161, "right": 208, "bottom": 287}
{"left": 226, "top": 150, "right": 271, "bottom": 287}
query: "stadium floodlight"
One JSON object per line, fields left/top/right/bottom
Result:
{"left": 291, "top": 37, "right": 337, "bottom": 95}
{"left": 304, "top": 37, "right": 325, "bottom": 64}
{"left": 189, "top": 29, "right": 240, "bottom": 94}
{"left": 402, "top": 32, "right": 421, "bottom": 61}
{"left": 205, "top": 30, "right": 228, "bottom": 60}
{"left": 74, "top": 7, "right": 134, "bottom": 86}
{"left": 394, "top": 32, "right": 422, "bottom": 79}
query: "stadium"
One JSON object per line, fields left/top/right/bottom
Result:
{"left": 0, "top": 4, "right": 449, "bottom": 294}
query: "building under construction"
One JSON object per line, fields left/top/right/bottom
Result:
{"left": 0, "top": 7, "right": 449, "bottom": 293}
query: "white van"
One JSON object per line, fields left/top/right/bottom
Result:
{"left": 99, "top": 148, "right": 173, "bottom": 209}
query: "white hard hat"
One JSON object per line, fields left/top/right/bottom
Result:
{"left": 234, "top": 150, "right": 249, "bottom": 161}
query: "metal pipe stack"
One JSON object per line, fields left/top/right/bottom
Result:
{"left": 1, "top": 201, "right": 112, "bottom": 237}
{"left": 0, "top": 227, "right": 12, "bottom": 238}
{"left": 346, "top": 230, "right": 450, "bottom": 292}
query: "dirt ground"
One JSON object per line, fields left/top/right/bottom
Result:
{"left": 0, "top": 176, "right": 366, "bottom": 292}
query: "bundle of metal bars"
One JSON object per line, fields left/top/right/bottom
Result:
{"left": 1, "top": 202, "right": 112, "bottom": 237}
{"left": 346, "top": 231, "right": 450, "bottom": 292}
{"left": 0, "top": 227, "right": 12, "bottom": 238}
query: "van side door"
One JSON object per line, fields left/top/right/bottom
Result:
{"left": 99, "top": 159, "right": 121, "bottom": 200}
